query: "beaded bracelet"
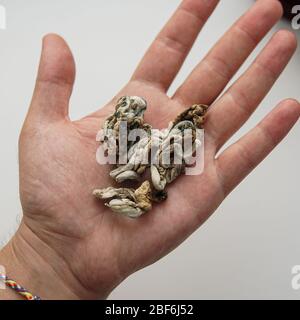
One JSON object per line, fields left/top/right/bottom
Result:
{"left": 0, "top": 273, "right": 41, "bottom": 300}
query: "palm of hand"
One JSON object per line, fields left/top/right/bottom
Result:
{"left": 18, "top": 0, "right": 299, "bottom": 299}
{"left": 20, "top": 78, "right": 221, "bottom": 296}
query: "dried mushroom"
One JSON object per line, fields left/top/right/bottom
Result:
{"left": 93, "top": 96, "right": 208, "bottom": 218}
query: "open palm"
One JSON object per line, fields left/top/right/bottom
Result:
{"left": 16, "top": 0, "right": 299, "bottom": 299}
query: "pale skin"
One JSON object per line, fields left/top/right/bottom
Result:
{"left": 0, "top": 0, "right": 299, "bottom": 300}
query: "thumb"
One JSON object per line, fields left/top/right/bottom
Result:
{"left": 29, "top": 34, "right": 76, "bottom": 123}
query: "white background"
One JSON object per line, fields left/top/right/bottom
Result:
{"left": 0, "top": 0, "right": 299, "bottom": 299}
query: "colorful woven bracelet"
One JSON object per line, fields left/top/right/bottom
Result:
{"left": 0, "top": 273, "right": 41, "bottom": 300}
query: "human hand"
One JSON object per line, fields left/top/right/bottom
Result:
{"left": 1, "top": 0, "right": 299, "bottom": 300}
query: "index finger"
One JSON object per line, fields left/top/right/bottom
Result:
{"left": 131, "top": 0, "right": 219, "bottom": 91}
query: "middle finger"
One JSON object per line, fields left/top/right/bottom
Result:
{"left": 172, "top": 0, "right": 283, "bottom": 106}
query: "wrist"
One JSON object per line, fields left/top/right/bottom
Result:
{"left": 0, "top": 221, "right": 94, "bottom": 300}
